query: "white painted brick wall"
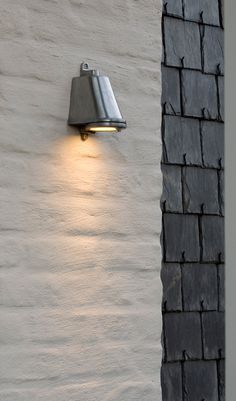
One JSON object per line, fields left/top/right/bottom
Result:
{"left": 0, "top": 1, "right": 163, "bottom": 400}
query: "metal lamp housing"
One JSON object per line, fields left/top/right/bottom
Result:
{"left": 68, "top": 63, "right": 127, "bottom": 134}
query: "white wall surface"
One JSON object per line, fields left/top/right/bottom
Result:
{"left": 0, "top": 1, "right": 163, "bottom": 400}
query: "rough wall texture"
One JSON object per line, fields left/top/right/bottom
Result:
{"left": 0, "top": 2, "right": 163, "bottom": 400}
{"left": 161, "top": 1, "right": 225, "bottom": 400}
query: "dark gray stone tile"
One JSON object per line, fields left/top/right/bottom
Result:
{"left": 163, "top": 0, "right": 183, "bottom": 17}
{"left": 161, "top": 165, "right": 182, "bottom": 213}
{"left": 183, "top": 0, "right": 220, "bottom": 25}
{"left": 203, "top": 26, "right": 224, "bottom": 74}
{"left": 202, "top": 312, "right": 225, "bottom": 358}
{"left": 183, "top": 167, "right": 219, "bottom": 214}
{"left": 163, "top": 116, "right": 202, "bottom": 165}
{"left": 219, "top": 359, "right": 225, "bottom": 401}
{"left": 161, "top": 263, "right": 182, "bottom": 311}
{"left": 201, "top": 216, "right": 224, "bottom": 262}
{"left": 220, "top": 0, "right": 224, "bottom": 28}
{"left": 164, "top": 312, "right": 202, "bottom": 361}
{"left": 201, "top": 121, "right": 224, "bottom": 168}
{"left": 182, "top": 70, "right": 218, "bottom": 119}
{"left": 161, "top": 363, "right": 182, "bottom": 401}
{"left": 218, "top": 76, "right": 224, "bottom": 120}
{"left": 164, "top": 17, "right": 201, "bottom": 69}
{"left": 218, "top": 264, "right": 225, "bottom": 311}
{"left": 219, "top": 170, "right": 224, "bottom": 215}
{"left": 164, "top": 214, "right": 200, "bottom": 262}
{"left": 182, "top": 264, "right": 218, "bottom": 311}
{"left": 162, "top": 66, "right": 181, "bottom": 115}
{"left": 184, "top": 361, "right": 218, "bottom": 401}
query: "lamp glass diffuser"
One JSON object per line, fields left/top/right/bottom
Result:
{"left": 68, "top": 62, "right": 127, "bottom": 134}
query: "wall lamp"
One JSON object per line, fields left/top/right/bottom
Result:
{"left": 68, "top": 62, "right": 127, "bottom": 140}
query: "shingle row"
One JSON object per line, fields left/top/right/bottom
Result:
{"left": 163, "top": 0, "right": 221, "bottom": 27}
{"left": 162, "top": 66, "right": 224, "bottom": 120}
{"left": 162, "top": 263, "right": 224, "bottom": 312}
{"left": 161, "top": 360, "right": 225, "bottom": 401}
{"left": 163, "top": 311, "right": 225, "bottom": 361}
{"left": 163, "top": 17, "right": 224, "bottom": 74}
{"left": 162, "top": 116, "right": 224, "bottom": 168}
{"left": 162, "top": 165, "right": 224, "bottom": 215}
{"left": 183, "top": 0, "right": 221, "bottom": 26}
{"left": 163, "top": 213, "right": 224, "bottom": 262}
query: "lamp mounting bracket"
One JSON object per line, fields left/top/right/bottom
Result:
{"left": 80, "top": 62, "right": 99, "bottom": 77}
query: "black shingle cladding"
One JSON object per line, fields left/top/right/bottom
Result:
{"left": 161, "top": 1, "right": 224, "bottom": 399}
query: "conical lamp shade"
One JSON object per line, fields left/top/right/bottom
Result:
{"left": 68, "top": 63, "right": 127, "bottom": 134}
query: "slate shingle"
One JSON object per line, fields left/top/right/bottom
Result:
{"left": 183, "top": 167, "right": 219, "bottom": 214}
{"left": 182, "top": 264, "right": 218, "bottom": 311}
{"left": 202, "top": 311, "right": 225, "bottom": 359}
{"left": 161, "top": 263, "right": 182, "bottom": 311}
{"left": 201, "top": 216, "right": 224, "bottom": 262}
{"left": 163, "top": 0, "right": 183, "bottom": 17}
{"left": 163, "top": 116, "right": 202, "bottom": 166}
{"left": 161, "top": 363, "right": 182, "bottom": 401}
{"left": 218, "top": 264, "right": 225, "bottom": 312}
{"left": 182, "top": 70, "right": 218, "bottom": 119}
{"left": 220, "top": 0, "right": 224, "bottom": 28}
{"left": 161, "top": 165, "right": 182, "bottom": 212}
{"left": 164, "top": 17, "right": 201, "bottom": 69}
{"left": 164, "top": 312, "right": 202, "bottom": 361}
{"left": 183, "top": 0, "right": 220, "bottom": 26}
{"left": 219, "top": 170, "right": 224, "bottom": 215}
{"left": 219, "top": 359, "right": 225, "bottom": 401}
{"left": 184, "top": 361, "right": 218, "bottom": 401}
{"left": 201, "top": 121, "right": 224, "bottom": 168}
{"left": 202, "top": 121, "right": 224, "bottom": 168}
{"left": 164, "top": 213, "right": 200, "bottom": 262}
{"left": 162, "top": 66, "right": 181, "bottom": 115}
{"left": 203, "top": 26, "right": 224, "bottom": 74}
{"left": 218, "top": 75, "right": 224, "bottom": 120}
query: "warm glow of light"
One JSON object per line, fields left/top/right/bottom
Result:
{"left": 87, "top": 127, "right": 118, "bottom": 133}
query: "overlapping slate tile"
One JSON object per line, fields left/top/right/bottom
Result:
{"left": 163, "top": 116, "right": 202, "bottom": 165}
{"left": 164, "top": 17, "right": 201, "bottom": 69}
{"left": 220, "top": 0, "right": 224, "bottom": 28}
{"left": 219, "top": 170, "right": 224, "bottom": 215}
{"left": 202, "top": 311, "right": 225, "bottom": 358}
{"left": 162, "top": 66, "right": 181, "bottom": 115}
{"left": 182, "top": 264, "right": 218, "bottom": 311}
{"left": 218, "top": 264, "right": 225, "bottom": 312}
{"left": 183, "top": 0, "right": 220, "bottom": 26}
{"left": 164, "top": 213, "right": 200, "bottom": 262}
{"left": 203, "top": 26, "right": 224, "bottom": 74}
{"left": 161, "top": 263, "right": 182, "bottom": 311}
{"left": 163, "top": 0, "right": 183, "bottom": 17}
{"left": 201, "top": 121, "right": 224, "bottom": 168}
{"left": 161, "top": 165, "right": 182, "bottom": 212}
{"left": 161, "top": 363, "right": 182, "bottom": 401}
{"left": 184, "top": 361, "right": 218, "bottom": 401}
{"left": 201, "top": 216, "right": 224, "bottom": 262}
{"left": 218, "top": 359, "right": 225, "bottom": 401}
{"left": 182, "top": 70, "right": 218, "bottom": 118}
{"left": 164, "top": 312, "right": 202, "bottom": 361}
{"left": 183, "top": 167, "right": 219, "bottom": 214}
{"left": 218, "top": 75, "right": 224, "bottom": 120}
